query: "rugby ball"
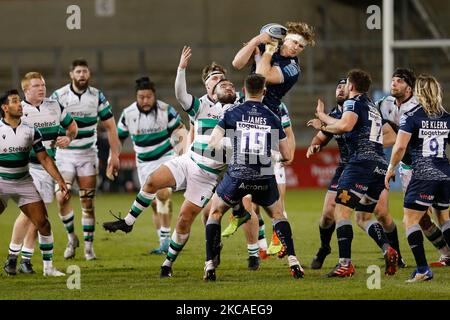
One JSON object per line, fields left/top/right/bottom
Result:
{"left": 260, "top": 23, "right": 287, "bottom": 40}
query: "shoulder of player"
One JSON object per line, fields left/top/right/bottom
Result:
{"left": 86, "top": 86, "right": 102, "bottom": 96}
{"left": 376, "top": 95, "right": 394, "bottom": 111}
{"left": 53, "top": 84, "right": 71, "bottom": 97}
{"left": 122, "top": 102, "right": 138, "bottom": 115}
{"left": 156, "top": 100, "right": 171, "bottom": 111}
{"left": 41, "top": 97, "right": 61, "bottom": 108}
{"left": 19, "top": 121, "right": 34, "bottom": 131}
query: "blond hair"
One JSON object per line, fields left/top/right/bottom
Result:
{"left": 285, "top": 22, "right": 316, "bottom": 46}
{"left": 21, "top": 72, "right": 44, "bottom": 92}
{"left": 415, "top": 74, "right": 445, "bottom": 117}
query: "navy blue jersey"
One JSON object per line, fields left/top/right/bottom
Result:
{"left": 399, "top": 106, "right": 450, "bottom": 180}
{"left": 343, "top": 94, "right": 387, "bottom": 165}
{"left": 322, "top": 105, "right": 350, "bottom": 165}
{"left": 218, "top": 100, "right": 286, "bottom": 179}
{"left": 250, "top": 44, "right": 300, "bottom": 114}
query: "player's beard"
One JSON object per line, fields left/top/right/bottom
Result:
{"left": 390, "top": 89, "right": 406, "bottom": 100}
{"left": 137, "top": 100, "right": 157, "bottom": 113}
{"left": 336, "top": 95, "right": 347, "bottom": 105}
{"left": 217, "top": 92, "right": 236, "bottom": 104}
{"left": 74, "top": 78, "right": 89, "bottom": 91}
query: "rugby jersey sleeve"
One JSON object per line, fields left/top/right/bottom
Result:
{"left": 167, "top": 105, "right": 182, "bottom": 134}
{"left": 399, "top": 113, "right": 415, "bottom": 135}
{"left": 32, "top": 129, "right": 46, "bottom": 154}
{"left": 98, "top": 91, "right": 114, "bottom": 121}
{"left": 279, "top": 102, "right": 291, "bottom": 128}
{"left": 343, "top": 99, "right": 359, "bottom": 117}
{"left": 59, "top": 102, "right": 74, "bottom": 129}
{"left": 274, "top": 114, "right": 287, "bottom": 140}
{"left": 278, "top": 58, "right": 300, "bottom": 84}
{"left": 117, "top": 110, "right": 129, "bottom": 140}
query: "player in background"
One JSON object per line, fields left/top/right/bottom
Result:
{"left": 52, "top": 58, "right": 121, "bottom": 260}
{"left": 4, "top": 72, "right": 77, "bottom": 275}
{"left": 117, "top": 76, "right": 186, "bottom": 254}
{"left": 204, "top": 73, "right": 304, "bottom": 280}
{"left": 385, "top": 74, "right": 450, "bottom": 282}
{"left": 308, "top": 78, "right": 406, "bottom": 269}
{"left": 311, "top": 70, "right": 399, "bottom": 278}
{"left": 379, "top": 68, "right": 450, "bottom": 267}
{"left": 1, "top": 89, "right": 70, "bottom": 276}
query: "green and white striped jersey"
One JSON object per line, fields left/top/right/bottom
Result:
{"left": 186, "top": 94, "right": 229, "bottom": 175}
{"left": 22, "top": 98, "right": 74, "bottom": 164}
{"left": 51, "top": 84, "right": 113, "bottom": 151}
{"left": 117, "top": 101, "right": 182, "bottom": 163}
{"left": 0, "top": 119, "right": 45, "bottom": 180}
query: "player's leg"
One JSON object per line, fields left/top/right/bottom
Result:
{"left": 400, "top": 163, "right": 450, "bottom": 266}
{"left": 433, "top": 207, "right": 450, "bottom": 260}
{"left": 326, "top": 199, "right": 356, "bottom": 278}
{"left": 160, "top": 155, "right": 218, "bottom": 278}
{"left": 160, "top": 199, "right": 203, "bottom": 278}
{"left": 4, "top": 212, "right": 31, "bottom": 275}
{"left": 403, "top": 178, "right": 441, "bottom": 282}
{"left": 264, "top": 198, "right": 304, "bottom": 279}
{"left": 55, "top": 169, "right": 78, "bottom": 259}
{"left": 221, "top": 201, "right": 251, "bottom": 238}
{"left": 19, "top": 169, "right": 55, "bottom": 272}
{"left": 429, "top": 182, "right": 450, "bottom": 267}
{"left": 18, "top": 215, "right": 38, "bottom": 274}
{"left": 240, "top": 196, "right": 261, "bottom": 269}
{"left": 254, "top": 176, "right": 303, "bottom": 279}
{"left": 77, "top": 175, "right": 97, "bottom": 260}
{"left": 103, "top": 164, "right": 177, "bottom": 233}
{"left": 20, "top": 200, "right": 64, "bottom": 276}
{"left": 155, "top": 187, "right": 173, "bottom": 253}
{"left": 311, "top": 191, "right": 336, "bottom": 269}
{"left": 265, "top": 165, "right": 286, "bottom": 256}
{"left": 404, "top": 207, "right": 431, "bottom": 282}
{"left": 203, "top": 193, "right": 231, "bottom": 281}
{"left": 373, "top": 188, "right": 406, "bottom": 267}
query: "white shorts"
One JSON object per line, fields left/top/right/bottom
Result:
{"left": 164, "top": 153, "right": 219, "bottom": 208}
{"left": 56, "top": 148, "right": 99, "bottom": 182}
{"left": 399, "top": 162, "right": 413, "bottom": 193}
{"left": 0, "top": 175, "right": 42, "bottom": 208}
{"left": 30, "top": 164, "right": 55, "bottom": 204}
{"left": 137, "top": 154, "right": 175, "bottom": 187}
{"left": 274, "top": 162, "right": 286, "bottom": 184}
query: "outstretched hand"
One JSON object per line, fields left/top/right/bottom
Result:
{"left": 179, "top": 46, "right": 192, "bottom": 69}
{"left": 315, "top": 99, "right": 325, "bottom": 117}
{"left": 307, "top": 118, "right": 323, "bottom": 130}
{"left": 306, "top": 145, "right": 321, "bottom": 158}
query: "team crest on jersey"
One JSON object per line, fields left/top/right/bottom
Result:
{"left": 248, "top": 107, "right": 260, "bottom": 116}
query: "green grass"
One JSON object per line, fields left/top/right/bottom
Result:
{"left": 0, "top": 189, "right": 449, "bottom": 300}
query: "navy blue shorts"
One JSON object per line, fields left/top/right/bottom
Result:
{"left": 335, "top": 161, "right": 387, "bottom": 212}
{"left": 404, "top": 178, "right": 450, "bottom": 211}
{"left": 216, "top": 173, "right": 279, "bottom": 207}
{"left": 328, "top": 164, "right": 346, "bottom": 192}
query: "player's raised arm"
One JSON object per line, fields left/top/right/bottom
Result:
{"left": 175, "top": 46, "right": 194, "bottom": 110}
{"left": 232, "top": 33, "right": 271, "bottom": 70}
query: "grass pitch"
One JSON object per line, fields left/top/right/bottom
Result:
{"left": 0, "top": 189, "right": 449, "bottom": 300}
